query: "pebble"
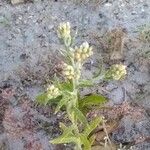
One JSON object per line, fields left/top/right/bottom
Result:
{"left": 112, "top": 114, "right": 150, "bottom": 146}
{"left": 108, "top": 87, "right": 124, "bottom": 104}
{"left": 131, "top": 71, "right": 150, "bottom": 85}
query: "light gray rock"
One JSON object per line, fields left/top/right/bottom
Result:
{"left": 112, "top": 113, "right": 150, "bottom": 149}
{"left": 131, "top": 71, "right": 150, "bottom": 85}
{"left": 108, "top": 87, "right": 124, "bottom": 104}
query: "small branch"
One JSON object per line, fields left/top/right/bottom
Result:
{"left": 102, "top": 118, "right": 112, "bottom": 148}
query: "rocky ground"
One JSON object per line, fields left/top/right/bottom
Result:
{"left": 0, "top": 0, "right": 150, "bottom": 149}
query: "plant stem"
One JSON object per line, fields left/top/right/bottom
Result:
{"left": 102, "top": 119, "right": 112, "bottom": 148}
{"left": 65, "top": 43, "right": 82, "bottom": 149}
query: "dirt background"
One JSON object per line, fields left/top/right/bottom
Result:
{"left": 0, "top": 0, "right": 150, "bottom": 149}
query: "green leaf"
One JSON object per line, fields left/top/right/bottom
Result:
{"left": 89, "top": 135, "right": 96, "bottom": 146}
{"left": 55, "top": 95, "right": 70, "bottom": 113}
{"left": 72, "top": 107, "right": 89, "bottom": 126}
{"left": 78, "top": 80, "right": 94, "bottom": 88}
{"left": 80, "top": 134, "right": 91, "bottom": 150}
{"left": 50, "top": 123, "right": 80, "bottom": 145}
{"left": 36, "top": 92, "right": 62, "bottom": 106}
{"left": 84, "top": 117, "right": 102, "bottom": 136}
{"left": 59, "top": 122, "right": 67, "bottom": 131}
{"left": 36, "top": 92, "right": 50, "bottom": 105}
{"left": 79, "top": 94, "right": 107, "bottom": 108}
{"left": 59, "top": 123, "right": 74, "bottom": 134}
{"left": 79, "top": 106, "right": 89, "bottom": 115}
{"left": 51, "top": 135, "right": 80, "bottom": 144}
{"left": 59, "top": 82, "right": 73, "bottom": 92}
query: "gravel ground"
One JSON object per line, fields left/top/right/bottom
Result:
{"left": 0, "top": 0, "right": 150, "bottom": 149}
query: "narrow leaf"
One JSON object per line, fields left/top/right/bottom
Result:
{"left": 51, "top": 136, "right": 79, "bottom": 144}
{"left": 59, "top": 122, "right": 67, "bottom": 131}
{"left": 72, "top": 107, "right": 89, "bottom": 126}
{"left": 36, "top": 93, "right": 48, "bottom": 105}
{"left": 36, "top": 92, "right": 62, "bottom": 106}
{"left": 59, "top": 123, "right": 74, "bottom": 135}
{"left": 89, "top": 135, "right": 96, "bottom": 146}
{"left": 84, "top": 117, "right": 102, "bottom": 136}
{"left": 59, "top": 82, "right": 73, "bottom": 92}
{"left": 50, "top": 124, "right": 79, "bottom": 144}
{"left": 80, "top": 134, "right": 91, "bottom": 150}
{"left": 55, "top": 95, "right": 70, "bottom": 113}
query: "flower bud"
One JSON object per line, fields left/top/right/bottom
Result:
{"left": 81, "top": 54, "right": 86, "bottom": 60}
{"left": 105, "top": 64, "right": 127, "bottom": 80}
{"left": 57, "top": 22, "right": 72, "bottom": 46}
{"left": 57, "top": 22, "right": 71, "bottom": 40}
{"left": 82, "top": 42, "right": 89, "bottom": 50}
{"left": 62, "top": 63, "right": 75, "bottom": 80}
{"left": 75, "top": 52, "right": 81, "bottom": 60}
{"left": 74, "top": 42, "right": 93, "bottom": 62}
{"left": 47, "top": 85, "right": 60, "bottom": 99}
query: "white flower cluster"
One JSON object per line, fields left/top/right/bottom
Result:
{"left": 74, "top": 42, "right": 93, "bottom": 62}
{"left": 62, "top": 63, "right": 75, "bottom": 80}
{"left": 57, "top": 23, "right": 93, "bottom": 80}
{"left": 57, "top": 22, "right": 71, "bottom": 39}
{"left": 105, "top": 64, "right": 127, "bottom": 80}
{"left": 47, "top": 85, "right": 60, "bottom": 99}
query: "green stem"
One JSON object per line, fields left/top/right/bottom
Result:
{"left": 65, "top": 43, "right": 82, "bottom": 149}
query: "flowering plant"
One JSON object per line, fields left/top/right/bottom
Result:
{"left": 36, "top": 22, "right": 127, "bottom": 150}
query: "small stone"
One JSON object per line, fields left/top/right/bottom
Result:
{"left": 109, "top": 87, "right": 124, "bottom": 104}
{"left": 11, "top": 0, "right": 24, "bottom": 5}
{"left": 131, "top": 71, "right": 150, "bottom": 85}
{"left": 112, "top": 111, "right": 150, "bottom": 148}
